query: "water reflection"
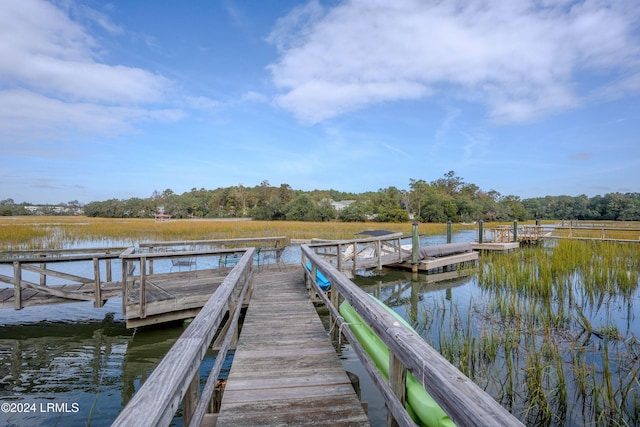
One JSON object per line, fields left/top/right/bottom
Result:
{"left": 0, "top": 317, "right": 186, "bottom": 427}
{"left": 352, "top": 243, "right": 640, "bottom": 427}
{"left": 353, "top": 268, "right": 476, "bottom": 328}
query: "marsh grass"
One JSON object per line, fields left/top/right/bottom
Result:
{"left": 419, "top": 240, "right": 640, "bottom": 426}
{"left": 0, "top": 216, "right": 464, "bottom": 250}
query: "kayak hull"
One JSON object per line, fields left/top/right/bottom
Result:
{"left": 340, "top": 298, "right": 455, "bottom": 427}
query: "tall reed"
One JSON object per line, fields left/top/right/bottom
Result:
{"left": 0, "top": 216, "right": 464, "bottom": 250}
{"left": 419, "top": 239, "right": 640, "bottom": 425}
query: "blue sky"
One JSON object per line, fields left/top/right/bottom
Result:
{"left": 1, "top": 0, "right": 639, "bottom": 205}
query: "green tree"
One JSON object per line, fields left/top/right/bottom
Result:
{"left": 409, "top": 179, "right": 430, "bottom": 218}
{"left": 284, "top": 195, "right": 320, "bottom": 221}
{"left": 317, "top": 199, "right": 337, "bottom": 221}
{"left": 338, "top": 202, "right": 368, "bottom": 222}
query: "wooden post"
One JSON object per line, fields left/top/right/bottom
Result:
{"left": 331, "top": 286, "right": 340, "bottom": 341}
{"left": 148, "top": 246, "right": 154, "bottom": 275}
{"left": 478, "top": 220, "right": 484, "bottom": 244}
{"left": 411, "top": 221, "right": 419, "bottom": 274}
{"left": 182, "top": 372, "right": 200, "bottom": 426}
{"left": 513, "top": 220, "right": 518, "bottom": 242}
{"left": 275, "top": 240, "right": 282, "bottom": 265}
{"left": 377, "top": 240, "right": 382, "bottom": 270}
{"left": 140, "top": 257, "right": 147, "bottom": 319}
{"left": 352, "top": 242, "right": 357, "bottom": 275}
{"left": 387, "top": 352, "right": 406, "bottom": 427}
{"left": 337, "top": 243, "right": 343, "bottom": 271}
{"left": 311, "top": 263, "right": 317, "bottom": 298}
{"left": 447, "top": 221, "right": 452, "bottom": 243}
{"left": 39, "top": 254, "right": 46, "bottom": 287}
{"left": 13, "top": 261, "right": 22, "bottom": 310}
{"left": 229, "top": 300, "right": 239, "bottom": 348}
{"left": 122, "top": 259, "right": 128, "bottom": 315}
{"left": 93, "top": 257, "right": 102, "bottom": 308}
{"left": 106, "top": 257, "right": 112, "bottom": 282}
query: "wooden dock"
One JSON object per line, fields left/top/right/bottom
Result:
{"left": 105, "top": 244, "right": 522, "bottom": 426}
{"left": 123, "top": 268, "right": 227, "bottom": 328}
{"left": 0, "top": 237, "right": 285, "bottom": 328}
{"left": 214, "top": 267, "right": 369, "bottom": 426}
{"left": 392, "top": 250, "right": 479, "bottom": 272}
{"left": 1, "top": 236, "right": 526, "bottom": 426}
{"left": 471, "top": 241, "right": 520, "bottom": 252}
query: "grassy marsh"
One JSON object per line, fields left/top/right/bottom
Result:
{"left": 0, "top": 216, "right": 480, "bottom": 250}
{"left": 5, "top": 216, "right": 639, "bottom": 425}
{"left": 419, "top": 240, "right": 640, "bottom": 426}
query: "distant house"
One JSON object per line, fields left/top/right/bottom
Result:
{"left": 154, "top": 213, "right": 172, "bottom": 222}
{"left": 331, "top": 200, "right": 356, "bottom": 211}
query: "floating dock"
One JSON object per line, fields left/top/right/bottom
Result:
{"left": 471, "top": 241, "right": 520, "bottom": 252}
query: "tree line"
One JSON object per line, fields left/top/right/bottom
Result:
{"left": 2, "top": 172, "right": 639, "bottom": 221}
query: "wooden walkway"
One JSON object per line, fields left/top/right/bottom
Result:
{"left": 123, "top": 269, "right": 227, "bottom": 328}
{"left": 214, "top": 267, "right": 370, "bottom": 426}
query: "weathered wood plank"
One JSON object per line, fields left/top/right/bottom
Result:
{"left": 213, "top": 396, "right": 369, "bottom": 427}
{"left": 21, "top": 263, "right": 93, "bottom": 284}
{"left": 216, "top": 268, "right": 369, "bottom": 427}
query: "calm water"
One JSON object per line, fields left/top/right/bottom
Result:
{"left": 351, "top": 239, "right": 640, "bottom": 426}
{"left": 0, "top": 244, "right": 303, "bottom": 426}
{"left": 0, "top": 233, "right": 468, "bottom": 426}
{"left": 2, "top": 232, "right": 637, "bottom": 426}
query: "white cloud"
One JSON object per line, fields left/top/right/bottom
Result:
{"left": 0, "top": 89, "right": 184, "bottom": 145}
{"left": 0, "top": 0, "right": 178, "bottom": 143}
{"left": 268, "top": 0, "right": 640, "bottom": 124}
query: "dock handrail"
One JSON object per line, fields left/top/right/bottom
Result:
{"left": 308, "top": 232, "right": 408, "bottom": 272}
{"left": 0, "top": 247, "right": 127, "bottom": 310}
{"left": 0, "top": 247, "right": 128, "bottom": 264}
{"left": 119, "top": 247, "right": 252, "bottom": 318}
{"left": 139, "top": 236, "right": 286, "bottom": 251}
{"left": 112, "top": 248, "right": 255, "bottom": 427}
{"left": 301, "top": 245, "right": 524, "bottom": 427}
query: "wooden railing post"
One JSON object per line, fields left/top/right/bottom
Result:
{"left": 106, "top": 256, "right": 112, "bottom": 282}
{"left": 148, "top": 246, "right": 154, "bottom": 274}
{"left": 121, "top": 258, "right": 128, "bottom": 315}
{"left": 330, "top": 279, "right": 340, "bottom": 341}
{"left": 39, "top": 254, "right": 46, "bottom": 287}
{"left": 388, "top": 352, "right": 407, "bottom": 427}
{"left": 13, "top": 261, "right": 22, "bottom": 310}
{"left": 93, "top": 257, "right": 102, "bottom": 308}
{"left": 140, "top": 256, "right": 147, "bottom": 318}
{"left": 352, "top": 242, "right": 357, "bottom": 275}
{"left": 183, "top": 372, "right": 200, "bottom": 426}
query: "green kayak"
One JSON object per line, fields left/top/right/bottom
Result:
{"left": 340, "top": 297, "right": 456, "bottom": 427}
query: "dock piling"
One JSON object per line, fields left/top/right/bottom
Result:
{"left": 411, "top": 221, "right": 419, "bottom": 274}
